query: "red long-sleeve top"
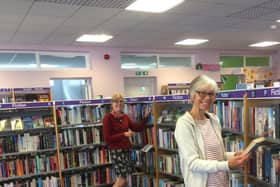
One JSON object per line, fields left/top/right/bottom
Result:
{"left": 103, "top": 112, "right": 148, "bottom": 149}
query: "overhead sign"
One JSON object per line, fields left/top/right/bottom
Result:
{"left": 135, "top": 71, "right": 149, "bottom": 76}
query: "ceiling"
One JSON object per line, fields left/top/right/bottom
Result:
{"left": 1, "top": 0, "right": 280, "bottom": 50}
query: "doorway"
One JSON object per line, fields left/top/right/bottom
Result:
{"left": 124, "top": 77, "right": 157, "bottom": 97}
{"left": 50, "top": 78, "right": 92, "bottom": 100}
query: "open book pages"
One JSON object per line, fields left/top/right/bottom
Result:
{"left": 242, "top": 137, "right": 272, "bottom": 155}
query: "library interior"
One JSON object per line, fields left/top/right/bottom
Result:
{"left": 0, "top": 0, "right": 280, "bottom": 187}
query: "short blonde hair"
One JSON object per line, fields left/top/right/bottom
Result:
{"left": 189, "top": 75, "right": 218, "bottom": 101}
{"left": 111, "top": 93, "right": 124, "bottom": 102}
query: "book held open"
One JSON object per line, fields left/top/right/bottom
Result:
{"left": 242, "top": 137, "right": 276, "bottom": 155}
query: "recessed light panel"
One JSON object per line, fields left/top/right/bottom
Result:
{"left": 76, "top": 34, "right": 113, "bottom": 43}
{"left": 249, "top": 41, "right": 280, "bottom": 47}
{"left": 126, "top": 0, "right": 184, "bottom": 13}
{"left": 175, "top": 39, "right": 209, "bottom": 46}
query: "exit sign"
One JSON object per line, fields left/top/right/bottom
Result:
{"left": 135, "top": 71, "right": 149, "bottom": 76}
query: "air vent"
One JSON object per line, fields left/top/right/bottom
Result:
{"left": 259, "top": 0, "right": 280, "bottom": 9}
{"left": 34, "top": 0, "right": 136, "bottom": 9}
{"left": 227, "top": 0, "right": 279, "bottom": 19}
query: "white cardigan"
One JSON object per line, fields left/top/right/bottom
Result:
{"left": 174, "top": 112, "right": 234, "bottom": 187}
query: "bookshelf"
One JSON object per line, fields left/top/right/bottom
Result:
{"left": 0, "top": 87, "right": 52, "bottom": 103}
{"left": 216, "top": 90, "right": 247, "bottom": 187}
{"left": 54, "top": 99, "right": 113, "bottom": 187}
{"left": 13, "top": 87, "right": 51, "bottom": 102}
{"left": 0, "top": 88, "right": 279, "bottom": 186}
{"left": 0, "top": 101, "right": 59, "bottom": 186}
{"left": 123, "top": 96, "right": 155, "bottom": 187}
{"left": 216, "top": 87, "right": 280, "bottom": 187}
{"left": 0, "top": 88, "right": 13, "bottom": 103}
{"left": 154, "top": 94, "right": 190, "bottom": 187}
{"left": 244, "top": 87, "right": 280, "bottom": 187}
{"left": 161, "top": 83, "right": 190, "bottom": 95}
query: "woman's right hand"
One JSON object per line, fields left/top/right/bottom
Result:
{"left": 228, "top": 153, "right": 251, "bottom": 170}
{"left": 124, "top": 129, "right": 135, "bottom": 138}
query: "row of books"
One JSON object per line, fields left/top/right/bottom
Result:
{"left": 125, "top": 103, "right": 153, "bottom": 124}
{"left": 127, "top": 173, "right": 155, "bottom": 187}
{"left": 0, "top": 115, "right": 54, "bottom": 132}
{"left": 157, "top": 104, "right": 191, "bottom": 124}
{"left": 56, "top": 106, "right": 109, "bottom": 125}
{"left": 158, "top": 154, "right": 181, "bottom": 176}
{"left": 158, "top": 129, "right": 177, "bottom": 150}
{"left": 0, "top": 133, "right": 56, "bottom": 154}
{"left": 59, "top": 147, "right": 110, "bottom": 169}
{"left": 249, "top": 106, "right": 278, "bottom": 138}
{"left": 63, "top": 168, "right": 114, "bottom": 187}
{"left": 2, "top": 176, "right": 59, "bottom": 187}
{"left": 56, "top": 104, "right": 155, "bottom": 125}
{"left": 131, "top": 127, "right": 154, "bottom": 146}
{"left": 216, "top": 101, "right": 280, "bottom": 139}
{"left": 0, "top": 155, "right": 58, "bottom": 178}
{"left": 224, "top": 137, "right": 244, "bottom": 152}
{"left": 59, "top": 128, "right": 101, "bottom": 147}
{"left": 159, "top": 178, "right": 184, "bottom": 187}
{"left": 133, "top": 150, "right": 155, "bottom": 174}
{"left": 229, "top": 173, "right": 256, "bottom": 187}
{"left": 216, "top": 101, "right": 243, "bottom": 132}
{"left": 249, "top": 146, "right": 279, "bottom": 185}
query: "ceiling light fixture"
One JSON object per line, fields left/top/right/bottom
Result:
{"left": 276, "top": 19, "right": 280, "bottom": 23}
{"left": 76, "top": 34, "right": 113, "bottom": 43}
{"left": 249, "top": 41, "right": 280, "bottom": 47}
{"left": 126, "top": 0, "right": 184, "bottom": 13}
{"left": 175, "top": 39, "right": 209, "bottom": 46}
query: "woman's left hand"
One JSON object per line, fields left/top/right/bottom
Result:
{"left": 144, "top": 106, "right": 151, "bottom": 118}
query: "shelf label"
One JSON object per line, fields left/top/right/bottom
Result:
{"left": 217, "top": 90, "right": 245, "bottom": 99}
{"left": 55, "top": 99, "right": 103, "bottom": 106}
{"left": 125, "top": 96, "right": 153, "bottom": 103}
{"left": 0, "top": 88, "right": 11, "bottom": 92}
{"left": 102, "top": 99, "right": 111, "bottom": 104}
{"left": 0, "top": 103, "right": 13, "bottom": 109}
{"left": 14, "top": 87, "right": 50, "bottom": 92}
{"left": 271, "top": 88, "right": 280, "bottom": 97}
{"left": 167, "top": 83, "right": 190, "bottom": 87}
{"left": 155, "top": 94, "right": 188, "bottom": 101}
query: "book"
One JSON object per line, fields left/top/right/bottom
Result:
{"left": 243, "top": 137, "right": 274, "bottom": 155}
{"left": 141, "top": 144, "right": 154, "bottom": 152}
{"left": 10, "top": 117, "right": 23, "bottom": 130}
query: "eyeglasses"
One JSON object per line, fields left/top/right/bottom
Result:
{"left": 196, "top": 90, "right": 216, "bottom": 98}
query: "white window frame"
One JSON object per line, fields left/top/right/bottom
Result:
{"left": 0, "top": 51, "right": 90, "bottom": 71}
{"left": 121, "top": 53, "right": 195, "bottom": 70}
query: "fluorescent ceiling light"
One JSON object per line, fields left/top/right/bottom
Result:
{"left": 126, "top": 0, "right": 184, "bottom": 13}
{"left": 276, "top": 19, "right": 280, "bottom": 23}
{"left": 249, "top": 41, "right": 280, "bottom": 47}
{"left": 175, "top": 39, "right": 209, "bottom": 46}
{"left": 76, "top": 34, "right": 113, "bottom": 43}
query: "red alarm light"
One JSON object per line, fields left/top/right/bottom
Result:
{"left": 104, "top": 54, "right": 110, "bottom": 60}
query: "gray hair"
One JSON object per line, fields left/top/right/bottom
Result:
{"left": 189, "top": 75, "right": 218, "bottom": 101}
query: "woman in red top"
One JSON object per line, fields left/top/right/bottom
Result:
{"left": 103, "top": 93, "right": 151, "bottom": 187}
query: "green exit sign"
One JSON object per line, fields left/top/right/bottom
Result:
{"left": 135, "top": 71, "right": 149, "bottom": 76}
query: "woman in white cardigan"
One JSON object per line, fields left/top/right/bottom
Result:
{"left": 175, "top": 75, "right": 250, "bottom": 187}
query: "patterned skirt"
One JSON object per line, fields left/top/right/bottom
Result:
{"left": 110, "top": 149, "right": 136, "bottom": 177}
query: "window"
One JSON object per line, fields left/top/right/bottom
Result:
{"left": 121, "top": 55, "right": 157, "bottom": 69}
{"left": 121, "top": 53, "right": 193, "bottom": 69}
{"left": 245, "top": 57, "right": 270, "bottom": 67}
{"left": 50, "top": 78, "right": 92, "bottom": 100}
{"left": 0, "top": 52, "right": 36, "bottom": 69}
{"left": 159, "top": 56, "right": 192, "bottom": 68}
{"left": 220, "top": 56, "right": 244, "bottom": 68}
{"left": 0, "top": 51, "right": 89, "bottom": 70}
{"left": 220, "top": 56, "right": 270, "bottom": 68}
